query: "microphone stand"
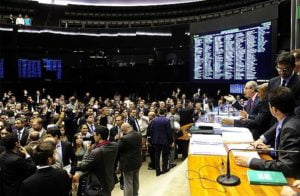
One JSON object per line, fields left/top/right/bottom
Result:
{"left": 217, "top": 148, "right": 299, "bottom": 186}
{"left": 217, "top": 148, "right": 240, "bottom": 186}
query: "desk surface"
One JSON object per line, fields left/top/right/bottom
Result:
{"left": 188, "top": 153, "right": 294, "bottom": 196}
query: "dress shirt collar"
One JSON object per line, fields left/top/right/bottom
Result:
{"left": 37, "top": 165, "right": 52, "bottom": 170}
{"left": 281, "top": 72, "right": 294, "bottom": 86}
{"left": 251, "top": 93, "right": 258, "bottom": 102}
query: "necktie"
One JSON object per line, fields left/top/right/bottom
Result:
{"left": 281, "top": 80, "right": 286, "bottom": 87}
{"left": 274, "top": 125, "right": 282, "bottom": 157}
{"left": 248, "top": 99, "right": 253, "bottom": 112}
{"left": 18, "top": 130, "right": 22, "bottom": 141}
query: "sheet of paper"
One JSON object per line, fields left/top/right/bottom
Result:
{"left": 189, "top": 134, "right": 227, "bottom": 155}
{"left": 63, "top": 164, "right": 71, "bottom": 174}
{"left": 190, "top": 134, "right": 223, "bottom": 144}
{"left": 189, "top": 143, "right": 227, "bottom": 156}
{"left": 222, "top": 131, "right": 254, "bottom": 143}
{"left": 221, "top": 126, "right": 250, "bottom": 133}
{"left": 216, "top": 115, "right": 241, "bottom": 120}
{"left": 227, "top": 144, "right": 261, "bottom": 159}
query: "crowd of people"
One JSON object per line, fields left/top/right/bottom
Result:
{"left": 0, "top": 49, "right": 300, "bottom": 196}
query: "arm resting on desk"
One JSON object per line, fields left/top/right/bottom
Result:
{"left": 249, "top": 127, "right": 300, "bottom": 177}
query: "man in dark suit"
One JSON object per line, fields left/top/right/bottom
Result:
{"left": 109, "top": 115, "right": 124, "bottom": 142}
{"left": 222, "top": 83, "right": 272, "bottom": 140}
{"left": 73, "top": 126, "right": 118, "bottom": 196}
{"left": 150, "top": 108, "right": 173, "bottom": 176}
{"left": 19, "top": 142, "right": 72, "bottom": 196}
{"left": 235, "top": 87, "right": 300, "bottom": 177}
{"left": 128, "top": 109, "right": 141, "bottom": 132}
{"left": 118, "top": 123, "right": 142, "bottom": 196}
{"left": 85, "top": 114, "right": 96, "bottom": 134}
{"left": 137, "top": 100, "right": 149, "bottom": 116}
{"left": 268, "top": 51, "right": 299, "bottom": 92}
{"left": 225, "top": 81, "right": 260, "bottom": 119}
{"left": 109, "top": 115, "right": 125, "bottom": 189}
{"left": 0, "top": 133, "right": 36, "bottom": 196}
{"left": 260, "top": 51, "right": 300, "bottom": 143}
{"left": 46, "top": 127, "right": 77, "bottom": 173}
{"left": 13, "top": 118, "right": 29, "bottom": 146}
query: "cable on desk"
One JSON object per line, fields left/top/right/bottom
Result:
{"left": 186, "top": 164, "right": 227, "bottom": 194}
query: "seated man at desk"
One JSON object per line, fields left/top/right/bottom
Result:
{"left": 224, "top": 81, "right": 260, "bottom": 120}
{"left": 235, "top": 87, "right": 300, "bottom": 178}
{"left": 222, "top": 83, "right": 272, "bottom": 140}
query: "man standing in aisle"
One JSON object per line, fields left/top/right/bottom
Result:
{"left": 118, "top": 123, "right": 142, "bottom": 196}
{"left": 150, "top": 108, "right": 173, "bottom": 176}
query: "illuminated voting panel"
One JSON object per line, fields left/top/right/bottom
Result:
{"left": 193, "top": 21, "right": 272, "bottom": 82}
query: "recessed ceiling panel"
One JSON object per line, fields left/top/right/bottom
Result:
{"left": 30, "top": 0, "right": 204, "bottom": 6}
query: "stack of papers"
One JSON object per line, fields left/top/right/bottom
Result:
{"left": 227, "top": 144, "right": 261, "bottom": 159}
{"left": 194, "top": 122, "right": 222, "bottom": 129}
{"left": 189, "top": 134, "right": 227, "bottom": 156}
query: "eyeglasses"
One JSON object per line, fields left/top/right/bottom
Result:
{"left": 276, "top": 66, "right": 290, "bottom": 72}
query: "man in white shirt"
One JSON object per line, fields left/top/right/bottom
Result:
{"left": 15, "top": 14, "right": 24, "bottom": 26}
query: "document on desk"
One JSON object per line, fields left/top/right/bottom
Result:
{"left": 227, "top": 144, "right": 261, "bottom": 159}
{"left": 189, "top": 134, "right": 227, "bottom": 156}
{"left": 222, "top": 131, "right": 254, "bottom": 143}
{"left": 221, "top": 127, "right": 249, "bottom": 133}
{"left": 194, "top": 122, "right": 222, "bottom": 129}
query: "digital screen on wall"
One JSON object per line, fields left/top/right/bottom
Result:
{"left": 18, "top": 58, "right": 62, "bottom": 80}
{"left": 42, "top": 59, "right": 62, "bottom": 80}
{"left": 0, "top": 59, "right": 4, "bottom": 79}
{"left": 193, "top": 21, "right": 273, "bottom": 82}
{"left": 18, "top": 59, "right": 42, "bottom": 78}
{"left": 230, "top": 84, "right": 245, "bottom": 94}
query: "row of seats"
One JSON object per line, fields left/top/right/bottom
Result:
{"left": 62, "top": 0, "right": 272, "bottom": 21}
{"left": 59, "top": 7, "right": 247, "bottom": 29}
{"left": 60, "top": 0, "right": 275, "bottom": 28}
{"left": 0, "top": 6, "right": 34, "bottom": 15}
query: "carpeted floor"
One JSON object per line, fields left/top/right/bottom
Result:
{"left": 112, "top": 158, "right": 190, "bottom": 196}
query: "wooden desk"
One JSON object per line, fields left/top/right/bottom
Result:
{"left": 188, "top": 153, "right": 295, "bottom": 196}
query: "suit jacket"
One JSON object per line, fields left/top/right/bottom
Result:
{"left": 268, "top": 73, "right": 299, "bottom": 93}
{"left": 61, "top": 141, "right": 77, "bottom": 173}
{"left": 13, "top": 128, "right": 29, "bottom": 146}
{"left": 264, "top": 73, "right": 300, "bottom": 142}
{"left": 109, "top": 126, "right": 119, "bottom": 142}
{"left": 80, "top": 142, "right": 118, "bottom": 192}
{"left": 249, "top": 115, "right": 300, "bottom": 177}
{"left": 179, "top": 107, "right": 194, "bottom": 126}
{"left": 234, "top": 99, "right": 272, "bottom": 140}
{"left": 137, "top": 107, "right": 149, "bottom": 116}
{"left": 19, "top": 167, "right": 71, "bottom": 196}
{"left": 232, "top": 95, "right": 260, "bottom": 119}
{"left": 128, "top": 117, "right": 141, "bottom": 132}
{"left": 150, "top": 116, "right": 173, "bottom": 145}
{"left": 0, "top": 151, "right": 36, "bottom": 196}
{"left": 118, "top": 131, "right": 142, "bottom": 172}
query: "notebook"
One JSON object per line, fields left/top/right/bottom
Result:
{"left": 247, "top": 170, "right": 287, "bottom": 185}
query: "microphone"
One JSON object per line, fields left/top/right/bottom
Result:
{"left": 217, "top": 148, "right": 299, "bottom": 186}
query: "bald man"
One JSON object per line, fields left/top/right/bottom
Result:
{"left": 118, "top": 123, "right": 142, "bottom": 196}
